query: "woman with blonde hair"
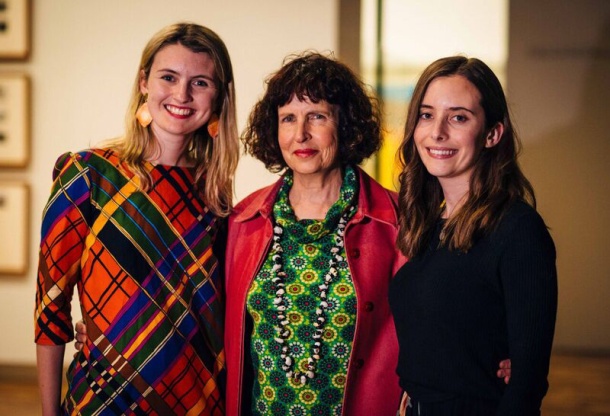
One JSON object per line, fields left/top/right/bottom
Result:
{"left": 34, "top": 22, "right": 238, "bottom": 415}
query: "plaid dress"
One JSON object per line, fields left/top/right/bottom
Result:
{"left": 34, "top": 149, "right": 225, "bottom": 415}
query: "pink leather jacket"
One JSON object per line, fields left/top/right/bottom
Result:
{"left": 225, "top": 168, "right": 407, "bottom": 415}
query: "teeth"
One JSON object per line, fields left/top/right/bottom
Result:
{"left": 166, "top": 105, "right": 193, "bottom": 116}
{"left": 430, "top": 149, "right": 456, "bottom": 156}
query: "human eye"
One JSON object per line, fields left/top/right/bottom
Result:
{"left": 309, "top": 113, "right": 326, "bottom": 121}
{"left": 418, "top": 111, "right": 432, "bottom": 120}
{"left": 310, "top": 111, "right": 334, "bottom": 125}
{"left": 279, "top": 114, "right": 295, "bottom": 123}
{"left": 193, "top": 78, "right": 211, "bottom": 88}
{"left": 161, "top": 74, "right": 175, "bottom": 82}
{"left": 451, "top": 114, "right": 468, "bottom": 123}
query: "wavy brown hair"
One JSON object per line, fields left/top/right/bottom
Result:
{"left": 396, "top": 56, "right": 536, "bottom": 257}
{"left": 242, "top": 51, "right": 381, "bottom": 172}
{"left": 105, "top": 22, "right": 238, "bottom": 217}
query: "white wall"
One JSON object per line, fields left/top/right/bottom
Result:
{"left": 508, "top": 0, "right": 610, "bottom": 352}
{"left": 0, "top": 0, "right": 338, "bottom": 365}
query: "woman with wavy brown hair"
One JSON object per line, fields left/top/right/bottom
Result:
{"left": 390, "top": 56, "right": 557, "bottom": 415}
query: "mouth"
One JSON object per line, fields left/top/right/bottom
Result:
{"left": 165, "top": 104, "right": 194, "bottom": 117}
{"left": 428, "top": 147, "right": 457, "bottom": 158}
{"left": 293, "top": 149, "right": 318, "bottom": 157}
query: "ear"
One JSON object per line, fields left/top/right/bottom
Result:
{"left": 484, "top": 122, "right": 504, "bottom": 148}
{"left": 139, "top": 69, "right": 148, "bottom": 96}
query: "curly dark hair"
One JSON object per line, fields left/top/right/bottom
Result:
{"left": 242, "top": 52, "right": 382, "bottom": 172}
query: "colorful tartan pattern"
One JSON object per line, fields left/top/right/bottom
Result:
{"left": 246, "top": 167, "right": 358, "bottom": 416}
{"left": 34, "top": 149, "right": 225, "bottom": 415}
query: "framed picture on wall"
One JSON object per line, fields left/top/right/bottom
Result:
{"left": 0, "top": 182, "right": 29, "bottom": 275}
{"left": 0, "top": 73, "right": 29, "bottom": 167}
{"left": 0, "top": 0, "right": 31, "bottom": 60}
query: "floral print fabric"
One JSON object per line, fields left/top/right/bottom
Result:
{"left": 246, "top": 167, "right": 358, "bottom": 416}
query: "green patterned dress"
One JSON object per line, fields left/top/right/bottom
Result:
{"left": 246, "top": 167, "right": 358, "bottom": 416}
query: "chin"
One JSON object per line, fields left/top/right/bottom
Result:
{"left": 292, "top": 169, "right": 322, "bottom": 176}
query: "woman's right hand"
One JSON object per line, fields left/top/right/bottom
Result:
{"left": 74, "top": 320, "right": 87, "bottom": 352}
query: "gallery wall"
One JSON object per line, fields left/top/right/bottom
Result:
{"left": 0, "top": 0, "right": 338, "bottom": 365}
{"left": 508, "top": 0, "right": 610, "bottom": 352}
{"left": 1, "top": 0, "right": 609, "bottom": 369}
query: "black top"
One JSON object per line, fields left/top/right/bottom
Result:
{"left": 389, "top": 201, "right": 557, "bottom": 415}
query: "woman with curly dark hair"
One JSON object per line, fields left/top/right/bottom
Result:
{"left": 224, "top": 52, "right": 406, "bottom": 415}
{"left": 390, "top": 56, "right": 557, "bottom": 415}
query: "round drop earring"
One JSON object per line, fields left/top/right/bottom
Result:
{"left": 207, "top": 113, "right": 219, "bottom": 139}
{"left": 136, "top": 96, "right": 153, "bottom": 127}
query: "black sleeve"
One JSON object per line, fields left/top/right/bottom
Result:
{"left": 496, "top": 211, "right": 558, "bottom": 415}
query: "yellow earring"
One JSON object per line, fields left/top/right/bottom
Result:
{"left": 136, "top": 96, "right": 152, "bottom": 127}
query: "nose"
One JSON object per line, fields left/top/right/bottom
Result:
{"left": 294, "top": 118, "right": 311, "bottom": 143}
{"left": 175, "top": 81, "right": 192, "bottom": 103}
{"left": 431, "top": 118, "right": 447, "bottom": 141}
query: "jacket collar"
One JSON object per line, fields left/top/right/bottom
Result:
{"left": 232, "top": 167, "right": 398, "bottom": 226}
{"left": 232, "top": 179, "right": 281, "bottom": 223}
{"left": 354, "top": 167, "right": 399, "bottom": 226}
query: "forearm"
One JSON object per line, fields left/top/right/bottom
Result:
{"left": 36, "top": 344, "right": 66, "bottom": 416}
{"left": 498, "top": 211, "right": 557, "bottom": 414}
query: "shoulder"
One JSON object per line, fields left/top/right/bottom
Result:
{"left": 51, "top": 148, "right": 122, "bottom": 180}
{"left": 51, "top": 149, "right": 93, "bottom": 179}
{"left": 499, "top": 201, "right": 549, "bottom": 234}
{"left": 53, "top": 148, "right": 116, "bottom": 168}
{"left": 494, "top": 200, "right": 555, "bottom": 254}
{"left": 232, "top": 178, "right": 282, "bottom": 221}
{"left": 355, "top": 167, "right": 399, "bottom": 226}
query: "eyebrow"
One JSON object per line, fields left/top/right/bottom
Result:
{"left": 309, "top": 109, "right": 334, "bottom": 116}
{"left": 420, "top": 104, "right": 476, "bottom": 115}
{"left": 277, "top": 107, "right": 335, "bottom": 115}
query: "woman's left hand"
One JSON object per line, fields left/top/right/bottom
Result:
{"left": 497, "top": 359, "right": 512, "bottom": 384}
{"left": 74, "top": 320, "right": 87, "bottom": 352}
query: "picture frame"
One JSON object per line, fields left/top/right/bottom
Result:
{"left": 0, "top": 73, "right": 30, "bottom": 167}
{"left": 0, "top": 181, "right": 29, "bottom": 275}
{"left": 0, "top": 0, "right": 31, "bottom": 60}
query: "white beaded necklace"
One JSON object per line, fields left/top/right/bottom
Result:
{"left": 270, "top": 205, "right": 355, "bottom": 385}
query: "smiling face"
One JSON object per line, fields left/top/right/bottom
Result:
{"left": 414, "top": 75, "right": 502, "bottom": 191}
{"left": 140, "top": 43, "right": 218, "bottom": 146}
{"left": 278, "top": 96, "right": 340, "bottom": 180}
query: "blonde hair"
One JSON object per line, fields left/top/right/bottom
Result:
{"left": 107, "top": 22, "right": 238, "bottom": 217}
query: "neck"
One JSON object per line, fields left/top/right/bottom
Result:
{"left": 439, "top": 178, "right": 469, "bottom": 219}
{"left": 146, "top": 132, "right": 193, "bottom": 167}
{"left": 289, "top": 168, "right": 343, "bottom": 220}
